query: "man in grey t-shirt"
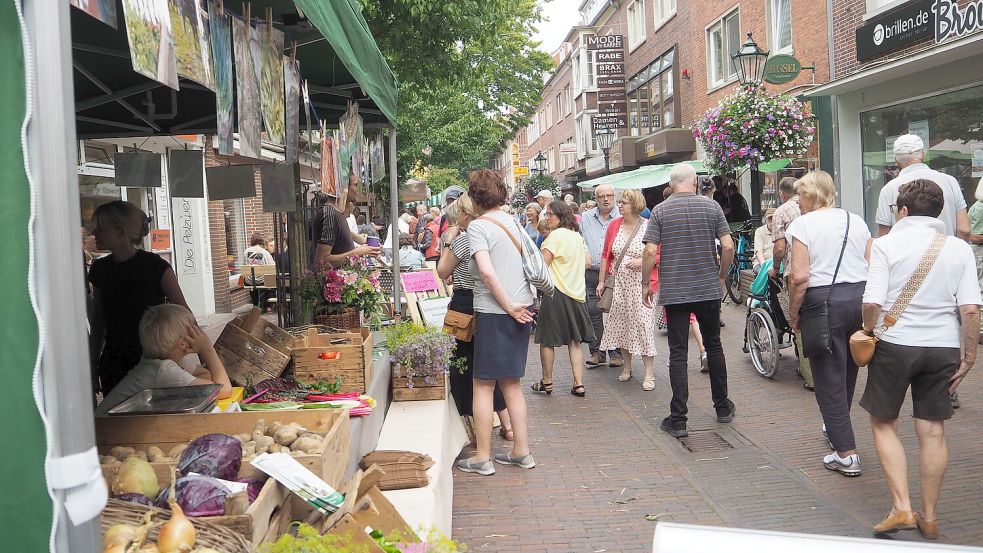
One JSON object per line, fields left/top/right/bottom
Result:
{"left": 468, "top": 210, "right": 535, "bottom": 314}
{"left": 642, "top": 164, "right": 736, "bottom": 437}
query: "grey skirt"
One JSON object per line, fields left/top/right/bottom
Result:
{"left": 535, "top": 291, "right": 596, "bottom": 347}
{"left": 473, "top": 312, "right": 531, "bottom": 380}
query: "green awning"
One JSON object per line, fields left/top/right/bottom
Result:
{"left": 579, "top": 161, "right": 708, "bottom": 190}
{"left": 758, "top": 158, "right": 791, "bottom": 172}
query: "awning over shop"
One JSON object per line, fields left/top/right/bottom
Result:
{"left": 72, "top": 0, "right": 396, "bottom": 138}
{"left": 578, "top": 161, "right": 707, "bottom": 190}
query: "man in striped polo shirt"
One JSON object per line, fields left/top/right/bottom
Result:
{"left": 642, "top": 164, "right": 736, "bottom": 437}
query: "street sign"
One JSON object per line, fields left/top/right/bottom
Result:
{"left": 599, "top": 102, "right": 628, "bottom": 115}
{"left": 513, "top": 166, "right": 529, "bottom": 176}
{"left": 763, "top": 54, "right": 802, "bottom": 84}
{"left": 598, "top": 90, "right": 626, "bottom": 101}
{"left": 586, "top": 34, "right": 624, "bottom": 50}
{"left": 596, "top": 50, "right": 625, "bottom": 62}
{"left": 596, "top": 62, "right": 625, "bottom": 76}
{"left": 559, "top": 143, "right": 578, "bottom": 154}
{"left": 592, "top": 115, "right": 627, "bottom": 130}
{"left": 597, "top": 76, "right": 626, "bottom": 88}
{"left": 511, "top": 143, "right": 519, "bottom": 152}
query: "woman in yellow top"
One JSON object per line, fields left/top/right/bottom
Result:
{"left": 532, "top": 200, "right": 595, "bottom": 397}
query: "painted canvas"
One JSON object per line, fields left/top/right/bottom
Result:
{"left": 207, "top": 0, "right": 233, "bottom": 155}
{"left": 283, "top": 57, "right": 301, "bottom": 164}
{"left": 370, "top": 131, "right": 385, "bottom": 184}
{"left": 333, "top": 129, "right": 348, "bottom": 210}
{"left": 167, "top": 0, "right": 213, "bottom": 89}
{"left": 252, "top": 24, "right": 286, "bottom": 145}
{"left": 232, "top": 16, "right": 261, "bottom": 159}
{"left": 120, "top": 0, "right": 178, "bottom": 89}
{"left": 338, "top": 105, "right": 363, "bottom": 181}
{"left": 319, "top": 130, "right": 336, "bottom": 199}
{"left": 71, "top": 0, "right": 118, "bottom": 28}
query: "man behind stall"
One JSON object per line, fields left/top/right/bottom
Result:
{"left": 95, "top": 304, "right": 233, "bottom": 415}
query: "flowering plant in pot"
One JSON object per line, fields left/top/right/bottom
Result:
{"left": 384, "top": 322, "right": 455, "bottom": 388}
{"left": 298, "top": 256, "right": 386, "bottom": 327}
{"left": 693, "top": 85, "right": 815, "bottom": 176}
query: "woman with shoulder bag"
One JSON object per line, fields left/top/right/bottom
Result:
{"left": 596, "top": 190, "right": 658, "bottom": 390}
{"left": 437, "top": 194, "right": 513, "bottom": 441}
{"left": 786, "top": 171, "right": 872, "bottom": 477}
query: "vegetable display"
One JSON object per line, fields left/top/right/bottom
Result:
{"left": 156, "top": 475, "right": 231, "bottom": 517}
{"left": 178, "top": 434, "right": 242, "bottom": 481}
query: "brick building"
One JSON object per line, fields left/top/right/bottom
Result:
{"left": 810, "top": 0, "right": 983, "bottom": 231}
{"left": 519, "top": 0, "right": 833, "bottom": 208}
{"left": 525, "top": 41, "right": 579, "bottom": 193}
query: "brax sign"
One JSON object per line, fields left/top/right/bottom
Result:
{"left": 856, "top": 0, "right": 983, "bottom": 60}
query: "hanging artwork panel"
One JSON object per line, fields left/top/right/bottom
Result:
{"left": 167, "top": 0, "right": 213, "bottom": 89}
{"left": 115, "top": 152, "right": 162, "bottom": 188}
{"left": 332, "top": 129, "right": 345, "bottom": 209}
{"left": 168, "top": 149, "right": 204, "bottom": 198}
{"left": 207, "top": 0, "right": 233, "bottom": 155}
{"left": 371, "top": 131, "right": 386, "bottom": 184}
{"left": 232, "top": 16, "right": 261, "bottom": 159}
{"left": 261, "top": 164, "right": 296, "bottom": 213}
{"left": 319, "top": 128, "right": 336, "bottom": 199}
{"left": 71, "top": 0, "right": 118, "bottom": 28}
{"left": 120, "top": 0, "right": 178, "bottom": 89}
{"left": 206, "top": 164, "right": 256, "bottom": 200}
{"left": 337, "top": 104, "right": 363, "bottom": 179}
{"left": 283, "top": 57, "right": 301, "bottom": 164}
{"left": 252, "top": 24, "right": 286, "bottom": 145}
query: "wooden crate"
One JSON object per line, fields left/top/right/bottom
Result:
{"left": 292, "top": 328, "right": 373, "bottom": 393}
{"left": 100, "top": 469, "right": 287, "bottom": 545}
{"left": 95, "top": 409, "right": 350, "bottom": 489}
{"left": 391, "top": 372, "right": 446, "bottom": 402}
{"left": 215, "top": 308, "right": 294, "bottom": 386}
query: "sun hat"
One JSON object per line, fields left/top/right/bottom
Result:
{"left": 893, "top": 134, "right": 924, "bottom": 155}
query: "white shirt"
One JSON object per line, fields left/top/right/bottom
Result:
{"left": 786, "top": 208, "right": 871, "bottom": 288}
{"left": 875, "top": 164, "right": 967, "bottom": 236}
{"left": 96, "top": 357, "right": 199, "bottom": 415}
{"left": 347, "top": 214, "right": 359, "bottom": 235}
{"left": 382, "top": 219, "right": 410, "bottom": 251}
{"left": 864, "top": 217, "right": 982, "bottom": 348}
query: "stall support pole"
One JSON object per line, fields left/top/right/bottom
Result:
{"left": 24, "top": 0, "right": 102, "bottom": 549}
{"left": 388, "top": 128, "right": 401, "bottom": 317}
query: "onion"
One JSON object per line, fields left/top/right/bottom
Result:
{"left": 102, "top": 524, "right": 136, "bottom": 547}
{"left": 112, "top": 458, "right": 159, "bottom": 499}
{"left": 157, "top": 501, "right": 196, "bottom": 553}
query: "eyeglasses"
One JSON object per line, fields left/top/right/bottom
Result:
{"left": 595, "top": 194, "right": 615, "bottom": 199}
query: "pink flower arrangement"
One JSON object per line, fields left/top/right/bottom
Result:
{"left": 299, "top": 257, "right": 387, "bottom": 324}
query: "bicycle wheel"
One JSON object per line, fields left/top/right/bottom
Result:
{"left": 746, "top": 307, "right": 780, "bottom": 378}
{"left": 726, "top": 268, "right": 745, "bottom": 304}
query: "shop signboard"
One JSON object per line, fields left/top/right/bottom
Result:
{"left": 596, "top": 50, "right": 625, "bottom": 62}
{"left": 763, "top": 54, "right": 802, "bottom": 85}
{"left": 511, "top": 143, "right": 519, "bottom": 153}
{"left": 599, "top": 90, "right": 626, "bottom": 102}
{"left": 599, "top": 102, "right": 628, "bottom": 115}
{"left": 514, "top": 166, "right": 529, "bottom": 176}
{"left": 597, "top": 62, "right": 625, "bottom": 76}
{"left": 559, "top": 143, "right": 578, "bottom": 154}
{"left": 592, "top": 114, "right": 627, "bottom": 130}
{"left": 856, "top": 0, "right": 983, "bottom": 60}
{"left": 586, "top": 34, "right": 624, "bottom": 50}
{"left": 597, "top": 76, "right": 626, "bottom": 88}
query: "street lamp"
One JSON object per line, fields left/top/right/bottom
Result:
{"left": 596, "top": 128, "right": 615, "bottom": 170}
{"left": 731, "top": 32, "right": 770, "bottom": 224}
{"left": 731, "top": 32, "right": 769, "bottom": 88}
{"left": 533, "top": 152, "right": 547, "bottom": 175}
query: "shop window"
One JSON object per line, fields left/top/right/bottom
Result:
{"left": 556, "top": 93, "right": 563, "bottom": 121}
{"left": 707, "top": 9, "right": 740, "bottom": 88}
{"left": 627, "top": 47, "right": 677, "bottom": 136}
{"left": 860, "top": 84, "right": 983, "bottom": 233}
{"left": 655, "top": 0, "right": 676, "bottom": 25}
{"left": 768, "top": 0, "right": 793, "bottom": 54}
{"left": 546, "top": 102, "right": 553, "bottom": 129}
{"left": 223, "top": 199, "right": 247, "bottom": 274}
{"left": 628, "top": 0, "right": 646, "bottom": 50}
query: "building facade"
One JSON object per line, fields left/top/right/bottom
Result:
{"left": 813, "top": 0, "right": 983, "bottom": 231}
{"left": 525, "top": 42, "right": 579, "bottom": 192}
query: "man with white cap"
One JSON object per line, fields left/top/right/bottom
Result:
{"left": 876, "top": 134, "right": 969, "bottom": 241}
{"left": 535, "top": 189, "right": 554, "bottom": 209}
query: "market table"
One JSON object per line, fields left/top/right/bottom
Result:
{"left": 374, "top": 385, "right": 468, "bottom": 537}
{"left": 345, "top": 343, "right": 392, "bottom": 478}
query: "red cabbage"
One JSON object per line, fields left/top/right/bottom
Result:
{"left": 177, "top": 434, "right": 242, "bottom": 480}
{"left": 157, "top": 475, "right": 229, "bottom": 517}
{"left": 236, "top": 477, "right": 265, "bottom": 503}
{"left": 113, "top": 493, "right": 153, "bottom": 506}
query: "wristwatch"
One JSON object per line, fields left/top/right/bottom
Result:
{"left": 442, "top": 242, "right": 453, "bottom": 248}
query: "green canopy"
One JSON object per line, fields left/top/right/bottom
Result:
{"left": 578, "top": 161, "right": 708, "bottom": 190}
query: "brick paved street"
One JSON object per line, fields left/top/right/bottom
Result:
{"left": 452, "top": 302, "right": 983, "bottom": 551}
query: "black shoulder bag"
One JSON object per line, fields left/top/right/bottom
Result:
{"left": 799, "top": 209, "right": 850, "bottom": 359}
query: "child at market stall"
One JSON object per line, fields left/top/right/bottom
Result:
{"left": 95, "top": 304, "right": 232, "bottom": 415}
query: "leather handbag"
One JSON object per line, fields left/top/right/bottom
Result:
{"left": 598, "top": 221, "right": 643, "bottom": 313}
{"left": 443, "top": 309, "right": 475, "bottom": 342}
{"left": 849, "top": 233, "right": 947, "bottom": 366}
{"left": 799, "top": 210, "right": 850, "bottom": 359}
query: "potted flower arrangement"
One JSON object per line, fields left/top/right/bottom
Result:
{"left": 298, "top": 256, "right": 386, "bottom": 330}
{"left": 693, "top": 85, "right": 815, "bottom": 176}
{"left": 384, "top": 322, "right": 454, "bottom": 401}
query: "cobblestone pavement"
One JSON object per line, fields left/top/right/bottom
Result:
{"left": 452, "top": 302, "right": 983, "bottom": 551}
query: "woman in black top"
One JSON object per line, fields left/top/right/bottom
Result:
{"left": 88, "top": 201, "right": 189, "bottom": 394}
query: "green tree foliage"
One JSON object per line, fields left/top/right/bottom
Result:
{"left": 425, "top": 167, "right": 466, "bottom": 194}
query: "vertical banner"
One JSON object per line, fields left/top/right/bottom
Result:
{"left": 283, "top": 57, "right": 301, "bottom": 164}
{"left": 120, "top": 0, "right": 178, "bottom": 89}
{"left": 171, "top": 196, "right": 215, "bottom": 315}
{"left": 232, "top": 16, "right": 261, "bottom": 159}
{"left": 253, "top": 24, "right": 286, "bottom": 145}
{"left": 207, "top": 0, "right": 234, "bottom": 155}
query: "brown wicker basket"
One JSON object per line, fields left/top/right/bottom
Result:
{"left": 314, "top": 308, "right": 361, "bottom": 331}
{"left": 101, "top": 499, "right": 252, "bottom": 553}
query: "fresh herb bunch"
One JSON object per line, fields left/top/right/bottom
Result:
{"left": 298, "top": 257, "right": 386, "bottom": 325}
{"left": 693, "top": 84, "right": 815, "bottom": 176}
{"left": 261, "top": 523, "right": 466, "bottom": 553}
{"left": 387, "top": 322, "right": 455, "bottom": 387}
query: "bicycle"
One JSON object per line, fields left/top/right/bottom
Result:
{"left": 724, "top": 220, "right": 755, "bottom": 304}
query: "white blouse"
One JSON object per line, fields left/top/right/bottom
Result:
{"left": 785, "top": 208, "right": 871, "bottom": 289}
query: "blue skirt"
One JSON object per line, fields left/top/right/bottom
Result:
{"left": 473, "top": 312, "right": 531, "bottom": 380}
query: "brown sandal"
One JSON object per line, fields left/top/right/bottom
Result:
{"left": 499, "top": 426, "right": 514, "bottom": 441}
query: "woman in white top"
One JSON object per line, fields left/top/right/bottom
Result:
{"left": 786, "top": 171, "right": 872, "bottom": 478}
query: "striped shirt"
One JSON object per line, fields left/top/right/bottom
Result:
{"left": 450, "top": 233, "right": 476, "bottom": 290}
{"left": 644, "top": 192, "right": 730, "bottom": 306}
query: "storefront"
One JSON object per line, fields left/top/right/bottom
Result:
{"left": 812, "top": 6, "right": 983, "bottom": 232}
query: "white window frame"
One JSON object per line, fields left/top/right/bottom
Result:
{"left": 627, "top": 0, "right": 647, "bottom": 51}
{"left": 706, "top": 8, "right": 741, "bottom": 90}
{"left": 864, "top": 0, "right": 911, "bottom": 19}
{"left": 654, "top": 0, "right": 676, "bottom": 27}
{"left": 555, "top": 93, "right": 563, "bottom": 121}
{"left": 545, "top": 102, "right": 553, "bottom": 129}
{"left": 768, "top": 0, "right": 793, "bottom": 54}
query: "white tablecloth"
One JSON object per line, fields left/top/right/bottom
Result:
{"left": 375, "top": 385, "right": 468, "bottom": 537}
{"left": 346, "top": 350, "right": 392, "bottom": 478}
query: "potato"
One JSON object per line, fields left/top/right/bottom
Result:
{"left": 109, "top": 446, "right": 135, "bottom": 461}
{"left": 242, "top": 442, "right": 256, "bottom": 457}
{"left": 255, "top": 435, "right": 275, "bottom": 453}
{"left": 101, "top": 455, "right": 121, "bottom": 466}
{"left": 291, "top": 436, "right": 322, "bottom": 455}
{"left": 273, "top": 426, "right": 299, "bottom": 447}
{"left": 168, "top": 444, "right": 188, "bottom": 459}
{"left": 267, "top": 421, "right": 284, "bottom": 436}
{"left": 253, "top": 418, "right": 267, "bottom": 435}
{"left": 146, "top": 446, "right": 165, "bottom": 463}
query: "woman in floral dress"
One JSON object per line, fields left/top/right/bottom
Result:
{"left": 597, "top": 190, "right": 658, "bottom": 391}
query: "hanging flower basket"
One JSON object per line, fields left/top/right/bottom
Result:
{"left": 693, "top": 85, "right": 815, "bottom": 176}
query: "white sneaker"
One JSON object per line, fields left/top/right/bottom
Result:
{"left": 823, "top": 452, "right": 861, "bottom": 477}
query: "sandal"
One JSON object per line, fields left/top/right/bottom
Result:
{"left": 642, "top": 377, "right": 655, "bottom": 391}
{"left": 531, "top": 380, "right": 553, "bottom": 394}
{"left": 618, "top": 368, "right": 632, "bottom": 382}
{"left": 499, "top": 426, "right": 514, "bottom": 441}
{"left": 571, "top": 385, "right": 586, "bottom": 397}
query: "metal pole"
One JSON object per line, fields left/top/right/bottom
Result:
{"left": 24, "top": 0, "right": 102, "bottom": 549}
{"left": 388, "top": 128, "right": 401, "bottom": 318}
{"left": 749, "top": 167, "right": 762, "bottom": 225}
